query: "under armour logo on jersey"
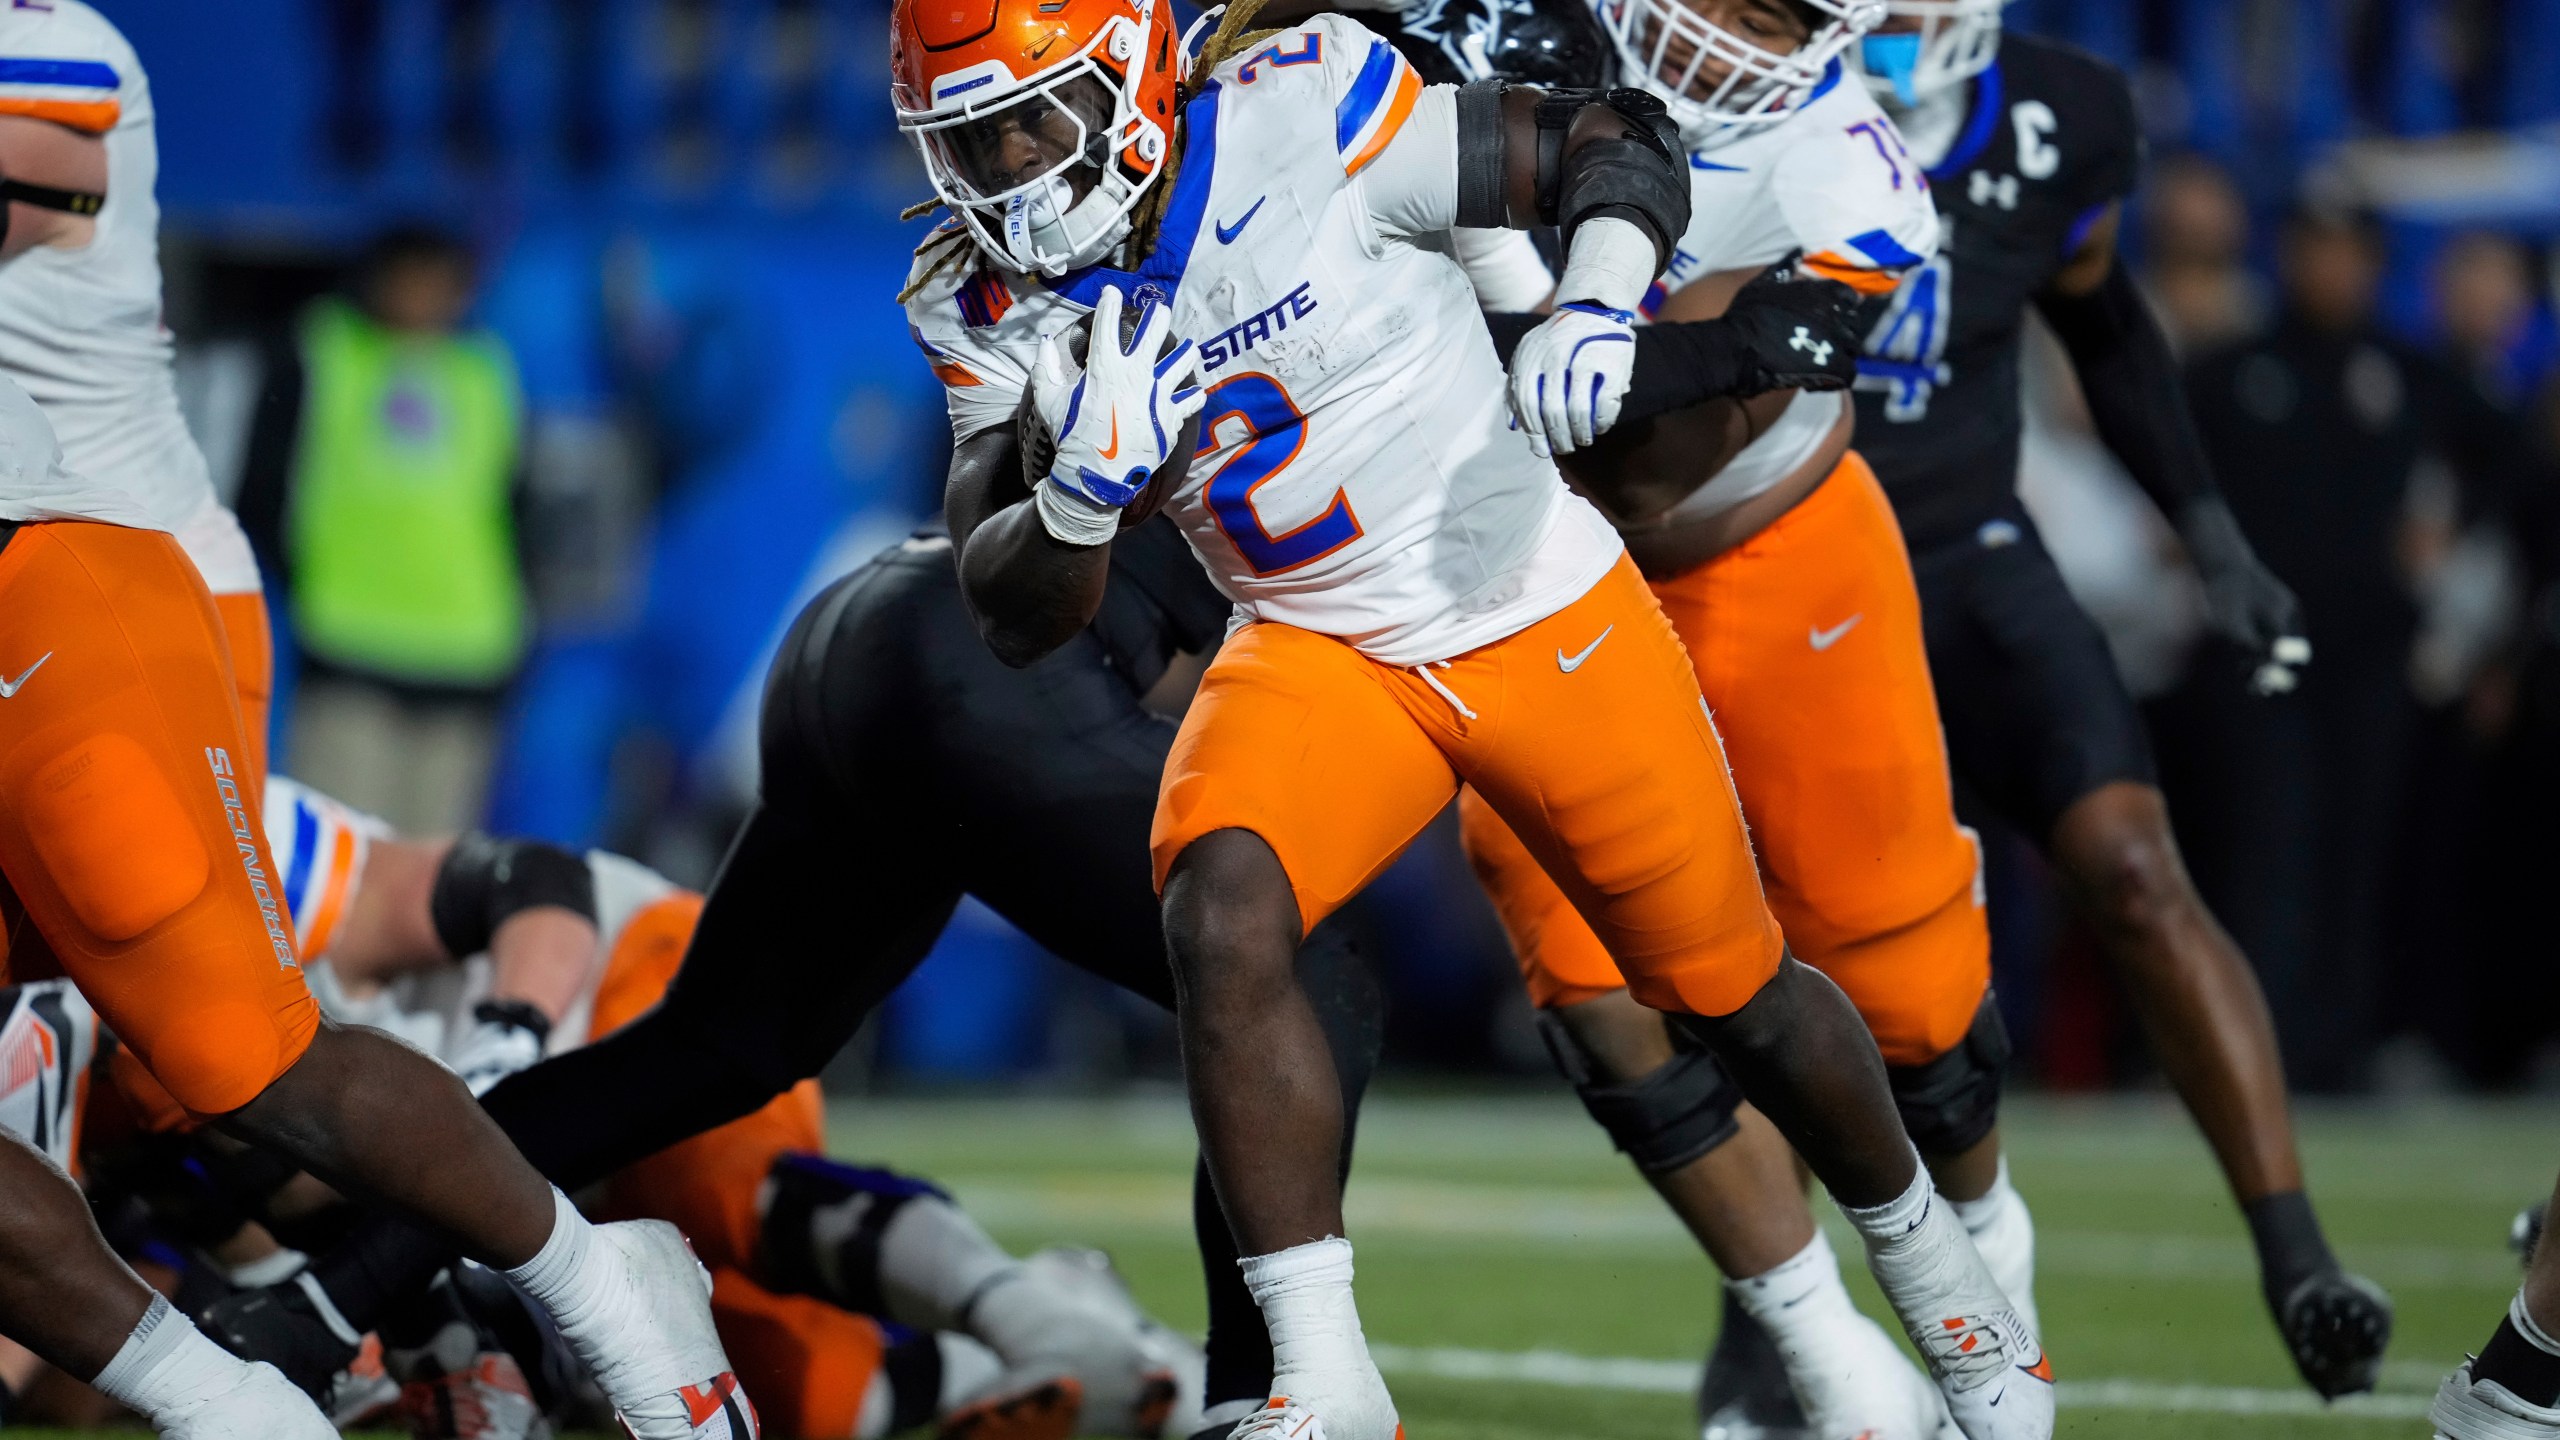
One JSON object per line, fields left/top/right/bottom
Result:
{"left": 1969, "top": 171, "right": 2020, "bottom": 210}
{"left": 1789, "top": 328, "right": 1834, "bottom": 366}
{"left": 0, "top": 651, "right": 49, "bottom": 698}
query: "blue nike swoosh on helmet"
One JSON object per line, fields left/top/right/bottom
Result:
{"left": 1216, "top": 197, "right": 1266, "bottom": 244}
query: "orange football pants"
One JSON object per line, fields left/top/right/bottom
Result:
{"left": 1462, "top": 456, "right": 1988, "bottom": 1065}
{"left": 1154, "top": 553, "right": 1784, "bottom": 1018}
{"left": 0, "top": 521, "right": 317, "bottom": 1116}
{"left": 588, "top": 892, "right": 881, "bottom": 1439}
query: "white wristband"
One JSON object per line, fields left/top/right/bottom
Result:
{"left": 1555, "top": 215, "right": 1658, "bottom": 315}
{"left": 1035, "top": 476, "right": 1121, "bottom": 547}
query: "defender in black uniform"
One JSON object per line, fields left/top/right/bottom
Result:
{"left": 198, "top": 518, "right": 1384, "bottom": 1434}
{"left": 1851, "top": 5, "right": 2387, "bottom": 1397}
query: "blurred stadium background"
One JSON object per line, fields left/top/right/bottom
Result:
{"left": 138, "top": 0, "right": 2560, "bottom": 1097}
{"left": 45, "top": 0, "right": 2560, "bottom": 1433}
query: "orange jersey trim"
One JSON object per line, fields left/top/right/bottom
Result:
{"left": 0, "top": 96, "right": 118, "bottom": 133}
{"left": 928, "top": 358, "right": 983, "bottom": 387}
{"left": 1802, "top": 250, "right": 1904, "bottom": 296}
{"left": 296, "top": 827, "right": 359, "bottom": 960}
{"left": 1343, "top": 67, "right": 1421, "bottom": 178}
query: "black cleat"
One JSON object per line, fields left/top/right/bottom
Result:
{"left": 197, "top": 1276, "right": 363, "bottom": 1404}
{"left": 2275, "top": 1269, "right": 2393, "bottom": 1399}
{"left": 1698, "top": 1291, "right": 1808, "bottom": 1440}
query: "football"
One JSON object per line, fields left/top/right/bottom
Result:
{"left": 1017, "top": 297, "right": 1201, "bottom": 530}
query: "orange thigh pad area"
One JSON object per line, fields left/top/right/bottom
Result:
{"left": 20, "top": 732, "right": 211, "bottom": 942}
{"left": 1150, "top": 620, "right": 1461, "bottom": 934}
{"left": 1654, "top": 456, "right": 1989, "bottom": 1058}
{"left": 1449, "top": 557, "right": 1783, "bottom": 1018}
{"left": 710, "top": 1268, "right": 885, "bottom": 1440}
{"left": 0, "top": 522, "right": 317, "bottom": 1116}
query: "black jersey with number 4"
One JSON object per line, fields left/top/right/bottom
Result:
{"left": 1850, "top": 33, "right": 2141, "bottom": 552}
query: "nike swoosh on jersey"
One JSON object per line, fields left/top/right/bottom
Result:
{"left": 1216, "top": 197, "right": 1266, "bottom": 245}
{"left": 1808, "top": 616, "right": 1861, "bottom": 650}
{"left": 1557, "top": 625, "right": 1613, "bottom": 672}
{"left": 0, "top": 651, "right": 50, "bottom": 698}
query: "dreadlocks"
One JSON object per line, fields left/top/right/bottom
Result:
{"left": 897, "top": 0, "right": 1276, "bottom": 303}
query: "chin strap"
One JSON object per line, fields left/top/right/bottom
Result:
{"left": 0, "top": 180, "right": 102, "bottom": 216}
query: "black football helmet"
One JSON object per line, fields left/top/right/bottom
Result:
{"left": 1387, "top": 0, "right": 1611, "bottom": 89}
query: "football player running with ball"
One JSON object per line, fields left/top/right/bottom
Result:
{"left": 895, "top": 0, "right": 2051, "bottom": 1434}
{"left": 1846, "top": 0, "right": 2389, "bottom": 1400}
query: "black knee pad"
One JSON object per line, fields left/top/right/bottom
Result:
{"left": 1886, "top": 993, "right": 2012, "bottom": 1158}
{"left": 1536, "top": 1009, "right": 1744, "bottom": 1175}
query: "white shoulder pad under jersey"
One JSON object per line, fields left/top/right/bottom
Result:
{"left": 261, "top": 775, "right": 391, "bottom": 965}
{"left": 0, "top": 370, "right": 150, "bottom": 525}
{"left": 1649, "top": 65, "right": 1940, "bottom": 524}
{"left": 0, "top": 2, "right": 219, "bottom": 559}
{"left": 903, "top": 14, "right": 1621, "bottom": 667}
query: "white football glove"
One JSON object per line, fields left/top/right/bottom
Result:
{"left": 1031, "top": 284, "right": 1205, "bottom": 547}
{"left": 1507, "top": 300, "right": 1638, "bottom": 457}
{"left": 449, "top": 1001, "right": 549, "bottom": 1097}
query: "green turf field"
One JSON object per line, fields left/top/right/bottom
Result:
{"left": 832, "top": 1089, "right": 2541, "bottom": 1440}
{"left": 16, "top": 1090, "right": 2542, "bottom": 1437}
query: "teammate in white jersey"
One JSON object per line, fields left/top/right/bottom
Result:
{"left": 896, "top": 0, "right": 2047, "bottom": 1433}
{"left": 0, "top": 0, "right": 276, "bottom": 776}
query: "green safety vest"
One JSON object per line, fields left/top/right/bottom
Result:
{"left": 288, "top": 299, "right": 527, "bottom": 686}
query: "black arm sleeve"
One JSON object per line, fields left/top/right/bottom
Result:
{"left": 1485, "top": 312, "right": 1749, "bottom": 425}
{"left": 428, "top": 833, "right": 598, "bottom": 959}
{"left": 2034, "top": 258, "right": 2218, "bottom": 518}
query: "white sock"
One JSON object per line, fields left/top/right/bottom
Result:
{"left": 1948, "top": 1158, "right": 2038, "bottom": 1337}
{"left": 90, "top": 1294, "right": 258, "bottom": 1423}
{"left": 501, "top": 1189, "right": 618, "bottom": 1331}
{"left": 1839, "top": 1155, "right": 1993, "bottom": 1326}
{"left": 875, "top": 1196, "right": 1022, "bottom": 1336}
{"left": 1726, "top": 1230, "right": 1866, "bottom": 1366}
{"left": 2513, "top": 1291, "right": 2560, "bottom": 1357}
{"left": 1239, "top": 1237, "right": 1374, "bottom": 1392}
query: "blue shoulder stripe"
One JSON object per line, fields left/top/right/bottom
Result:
{"left": 0, "top": 58, "right": 119, "bottom": 89}
{"left": 1847, "top": 228, "right": 1925, "bottom": 268}
{"left": 284, "top": 798, "right": 319, "bottom": 923}
{"left": 1926, "top": 59, "right": 2002, "bottom": 184}
{"left": 1335, "top": 40, "right": 1398, "bottom": 152}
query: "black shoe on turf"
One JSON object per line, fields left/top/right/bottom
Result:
{"left": 2276, "top": 1269, "right": 2393, "bottom": 1399}
{"left": 197, "top": 1276, "right": 363, "bottom": 1403}
{"left": 1698, "top": 1290, "right": 1808, "bottom": 1440}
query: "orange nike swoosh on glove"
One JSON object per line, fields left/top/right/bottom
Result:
{"left": 1099, "top": 416, "right": 1120, "bottom": 460}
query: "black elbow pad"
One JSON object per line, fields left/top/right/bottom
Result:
{"left": 429, "top": 833, "right": 597, "bottom": 959}
{"left": 1544, "top": 88, "right": 1688, "bottom": 261}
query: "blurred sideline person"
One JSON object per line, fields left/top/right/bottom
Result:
{"left": 239, "top": 225, "right": 529, "bottom": 835}
{"left": 192, "top": 776, "right": 1203, "bottom": 1440}
{"left": 1843, "top": 0, "right": 2393, "bottom": 1400}
{"left": 0, "top": 0, "right": 276, "bottom": 778}
{"left": 903, "top": 0, "right": 2048, "bottom": 1432}
{"left": 196, "top": 515, "right": 1384, "bottom": 1440}
{"left": 1361, "top": 0, "right": 2041, "bottom": 1434}
{"left": 2174, "top": 207, "right": 2525, "bottom": 1095}
{"left": 0, "top": 354, "right": 748, "bottom": 1439}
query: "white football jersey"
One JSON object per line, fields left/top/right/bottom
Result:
{"left": 0, "top": 368, "right": 153, "bottom": 525}
{"left": 0, "top": 2, "right": 250, "bottom": 590}
{"left": 906, "top": 15, "right": 1622, "bottom": 668}
{"left": 1646, "top": 63, "right": 1939, "bottom": 522}
{"left": 262, "top": 775, "right": 677, "bottom": 1061}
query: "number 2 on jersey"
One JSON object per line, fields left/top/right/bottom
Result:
{"left": 1202, "top": 373, "right": 1362, "bottom": 576}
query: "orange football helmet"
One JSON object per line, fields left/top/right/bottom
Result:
{"left": 892, "top": 0, "right": 1183, "bottom": 276}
